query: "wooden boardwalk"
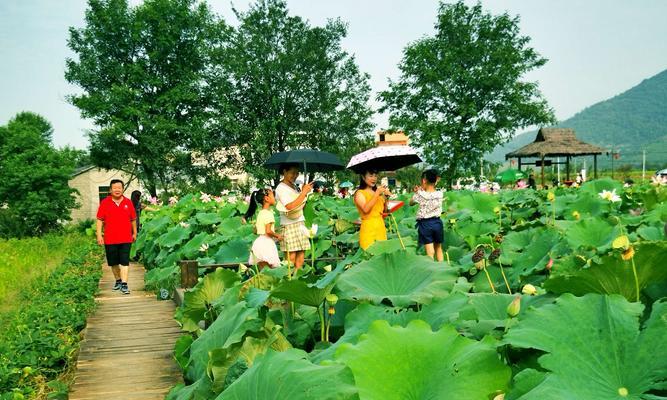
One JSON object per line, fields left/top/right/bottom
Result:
{"left": 70, "top": 263, "right": 182, "bottom": 400}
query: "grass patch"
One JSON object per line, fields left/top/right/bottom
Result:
{"left": 0, "top": 234, "right": 91, "bottom": 314}
{"left": 0, "top": 237, "right": 103, "bottom": 399}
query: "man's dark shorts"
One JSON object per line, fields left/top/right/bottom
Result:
{"left": 416, "top": 217, "right": 444, "bottom": 246}
{"left": 105, "top": 243, "right": 132, "bottom": 266}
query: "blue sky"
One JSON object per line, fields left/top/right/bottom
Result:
{"left": 1, "top": 0, "right": 667, "bottom": 150}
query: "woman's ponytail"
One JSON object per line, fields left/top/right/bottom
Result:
{"left": 244, "top": 190, "right": 260, "bottom": 220}
{"left": 244, "top": 189, "right": 267, "bottom": 221}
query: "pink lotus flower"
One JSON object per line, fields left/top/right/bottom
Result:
{"left": 516, "top": 180, "right": 527, "bottom": 189}
{"left": 199, "top": 192, "right": 212, "bottom": 203}
{"left": 149, "top": 196, "right": 159, "bottom": 205}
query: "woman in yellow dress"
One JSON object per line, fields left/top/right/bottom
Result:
{"left": 353, "top": 169, "right": 390, "bottom": 250}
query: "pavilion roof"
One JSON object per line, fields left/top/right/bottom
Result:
{"left": 505, "top": 128, "right": 605, "bottom": 159}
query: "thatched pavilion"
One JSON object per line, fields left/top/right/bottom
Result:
{"left": 505, "top": 128, "right": 605, "bottom": 186}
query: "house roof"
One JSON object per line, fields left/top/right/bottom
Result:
{"left": 71, "top": 165, "right": 96, "bottom": 177}
{"left": 505, "top": 128, "right": 605, "bottom": 159}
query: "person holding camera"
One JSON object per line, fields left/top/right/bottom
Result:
{"left": 275, "top": 164, "right": 313, "bottom": 270}
{"left": 353, "top": 168, "right": 389, "bottom": 250}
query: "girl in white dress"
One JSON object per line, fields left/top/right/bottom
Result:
{"left": 245, "top": 189, "right": 283, "bottom": 268}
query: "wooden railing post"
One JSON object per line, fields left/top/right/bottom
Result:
{"left": 180, "top": 260, "right": 199, "bottom": 289}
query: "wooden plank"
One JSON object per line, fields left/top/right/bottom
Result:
{"left": 69, "top": 263, "right": 183, "bottom": 400}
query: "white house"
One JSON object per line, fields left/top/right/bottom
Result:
{"left": 68, "top": 166, "right": 143, "bottom": 223}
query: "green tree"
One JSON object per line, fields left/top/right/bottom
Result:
{"left": 379, "top": 1, "right": 555, "bottom": 185}
{"left": 65, "top": 0, "right": 221, "bottom": 196}
{"left": 0, "top": 112, "right": 78, "bottom": 238}
{"left": 209, "top": 0, "right": 374, "bottom": 183}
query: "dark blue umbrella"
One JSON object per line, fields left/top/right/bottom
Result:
{"left": 264, "top": 149, "right": 345, "bottom": 174}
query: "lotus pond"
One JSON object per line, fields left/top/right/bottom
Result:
{"left": 135, "top": 178, "right": 667, "bottom": 400}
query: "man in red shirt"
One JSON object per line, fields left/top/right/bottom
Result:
{"left": 96, "top": 179, "right": 137, "bottom": 295}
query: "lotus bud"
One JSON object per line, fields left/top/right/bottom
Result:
{"left": 488, "top": 248, "right": 501, "bottom": 262}
{"left": 507, "top": 296, "right": 521, "bottom": 318}
{"left": 546, "top": 258, "right": 553, "bottom": 271}
{"left": 472, "top": 248, "right": 485, "bottom": 263}
{"left": 323, "top": 265, "right": 332, "bottom": 272}
{"left": 326, "top": 293, "right": 338, "bottom": 305}
{"left": 522, "top": 284, "right": 537, "bottom": 296}
{"left": 572, "top": 210, "right": 580, "bottom": 220}
{"left": 547, "top": 192, "right": 555, "bottom": 202}
{"left": 474, "top": 260, "right": 485, "bottom": 270}
{"left": 608, "top": 215, "right": 621, "bottom": 226}
{"left": 612, "top": 235, "right": 630, "bottom": 250}
{"left": 199, "top": 243, "right": 209, "bottom": 253}
{"left": 621, "top": 246, "right": 635, "bottom": 261}
{"left": 310, "top": 224, "right": 318, "bottom": 238}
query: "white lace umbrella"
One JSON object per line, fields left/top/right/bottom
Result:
{"left": 346, "top": 145, "right": 422, "bottom": 173}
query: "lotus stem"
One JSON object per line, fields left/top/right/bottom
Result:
{"left": 325, "top": 318, "right": 331, "bottom": 343}
{"left": 552, "top": 202, "right": 556, "bottom": 226}
{"left": 498, "top": 260, "right": 512, "bottom": 294}
{"left": 311, "top": 238, "right": 315, "bottom": 269}
{"left": 483, "top": 259, "right": 497, "bottom": 294}
{"left": 445, "top": 251, "right": 450, "bottom": 266}
{"left": 631, "top": 256, "right": 640, "bottom": 302}
{"left": 319, "top": 303, "right": 326, "bottom": 342}
{"left": 390, "top": 214, "right": 405, "bottom": 250}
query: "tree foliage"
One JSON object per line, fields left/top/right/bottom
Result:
{"left": 0, "top": 112, "right": 78, "bottom": 238}
{"left": 379, "top": 1, "right": 555, "bottom": 185}
{"left": 209, "top": 0, "right": 374, "bottom": 183}
{"left": 65, "top": 0, "right": 221, "bottom": 195}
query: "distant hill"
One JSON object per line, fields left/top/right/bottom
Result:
{"left": 489, "top": 68, "right": 667, "bottom": 170}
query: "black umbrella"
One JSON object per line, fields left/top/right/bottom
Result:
{"left": 264, "top": 149, "right": 345, "bottom": 174}
{"left": 346, "top": 145, "right": 422, "bottom": 173}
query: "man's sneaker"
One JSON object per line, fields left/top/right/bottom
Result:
{"left": 120, "top": 284, "right": 130, "bottom": 295}
{"left": 112, "top": 281, "right": 122, "bottom": 291}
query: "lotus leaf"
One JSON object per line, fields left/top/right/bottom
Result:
{"left": 336, "top": 251, "right": 459, "bottom": 306}
{"left": 636, "top": 224, "right": 665, "bottom": 241}
{"left": 158, "top": 224, "right": 192, "bottom": 248}
{"left": 448, "top": 191, "right": 500, "bottom": 222}
{"left": 196, "top": 212, "right": 222, "bottom": 226}
{"left": 217, "top": 349, "right": 359, "bottom": 400}
{"left": 365, "top": 237, "right": 416, "bottom": 255}
{"left": 311, "top": 303, "right": 421, "bottom": 363}
{"left": 335, "top": 320, "right": 511, "bottom": 400}
{"left": 166, "top": 376, "right": 215, "bottom": 400}
{"left": 181, "top": 232, "right": 212, "bottom": 259}
{"left": 213, "top": 239, "right": 249, "bottom": 264}
{"left": 499, "top": 228, "right": 565, "bottom": 285}
{"left": 544, "top": 242, "right": 667, "bottom": 301}
{"left": 270, "top": 278, "right": 334, "bottom": 307}
{"left": 505, "top": 293, "right": 667, "bottom": 399}
{"left": 564, "top": 217, "right": 620, "bottom": 252}
{"left": 187, "top": 301, "right": 263, "bottom": 382}
{"left": 181, "top": 268, "right": 241, "bottom": 331}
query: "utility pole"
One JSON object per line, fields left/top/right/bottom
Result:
{"left": 642, "top": 149, "right": 646, "bottom": 182}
